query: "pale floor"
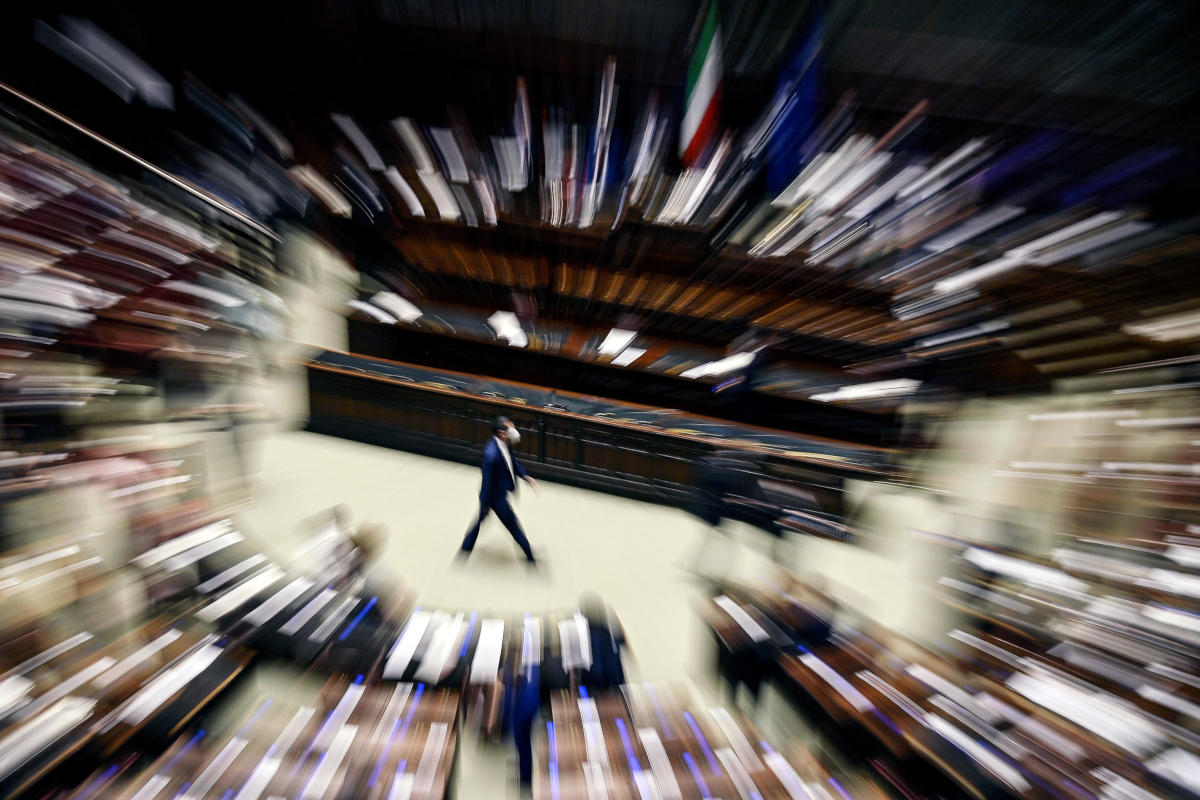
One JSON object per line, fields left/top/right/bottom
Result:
{"left": 0, "top": 243, "right": 931, "bottom": 796}
{"left": 203, "top": 245, "right": 944, "bottom": 796}
{"left": 231, "top": 428, "right": 802, "bottom": 798}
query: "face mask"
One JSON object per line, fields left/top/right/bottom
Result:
{"left": 506, "top": 427, "right": 521, "bottom": 445}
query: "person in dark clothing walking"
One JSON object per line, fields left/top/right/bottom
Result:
{"left": 460, "top": 416, "right": 539, "bottom": 563}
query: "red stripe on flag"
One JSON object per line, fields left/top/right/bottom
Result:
{"left": 681, "top": 83, "right": 722, "bottom": 168}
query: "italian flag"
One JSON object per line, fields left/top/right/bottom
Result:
{"left": 680, "top": 2, "right": 723, "bottom": 167}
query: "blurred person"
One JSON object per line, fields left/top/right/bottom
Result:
{"left": 458, "top": 415, "right": 539, "bottom": 564}
{"left": 504, "top": 640, "right": 541, "bottom": 794}
{"left": 686, "top": 450, "right": 790, "bottom": 576}
{"left": 579, "top": 592, "right": 628, "bottom": 689}
{"left": 714, "top": 331, "right": 778, "bottom": 424}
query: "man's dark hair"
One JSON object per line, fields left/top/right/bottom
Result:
{"left": 491, "top": 415, "right": 512, "bottom": 433}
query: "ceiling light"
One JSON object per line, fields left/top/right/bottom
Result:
{"left": 371, "top": 292, "right": 422, "bottom": 323}
{"left": 1124, "top": 310, "right": 1200, "bottom": 342}
{"left": 487, "top": 311, "right": 527, "bottom": 348}
{"left": 347, "top": 300, "right": 397, "bottom": 324}
{"left": 1027, "top": 410, "right": 1138, "bottom": 421}
{"left": 809, "top": 379, "right": 920, "bottom": 402}
{"left": 611, "top": 347, "right": 647, "bottom": 367}
{"left": 680, "top": 352, "right": 755, "bottom": 380}
{"left": 598, "top": 328, "right": 638, "bottom": 356}
{"left": 932, "top": 256, "right": 1022, "bottom": 295}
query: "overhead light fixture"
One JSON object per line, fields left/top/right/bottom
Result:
{"left": 347, "top": 300, "right": 397, "bottom": 324}
{"left": 371, "top": 292, "right": 422, "bottom": 323}
{"left": 914, "top": 319, "right": 1010, "bottom": 349}
{"left": 1027, "top": 410, "right": 1138, "bottom": 421}
{"left": 680, "top": 352, "right": 755, "bottom": 380}
{"left": 1123, "top": 310, "right": 1200, "bottom": 342}
{"left": 487, "top": 311, "right": 527, "bottom": 347}
{"left": 598, "top": 328, "right": 638, "bottom": 356}
{"left": 932, "top": 256, "right": 1023, "bottom": 295}
{"left": 892, "top": 288, "right": 979, "bottom": 320}
{"left": 809, "top": 379, "right": 920, "bottom": 402}
{"left": 1116, "top": 416, "right": 1200, "bottom": 428}
{"left": 611, "top": 347, "right": 647, "bottom": 367}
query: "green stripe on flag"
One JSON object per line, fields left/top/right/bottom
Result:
{"left": 686, "top": 3, "right": 718, "bottom": 103}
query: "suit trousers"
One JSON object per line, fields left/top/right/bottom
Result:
{"left": 461, "top": 495, "right": 535, "bottom": 561}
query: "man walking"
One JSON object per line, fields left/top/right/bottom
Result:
{"left": 460, "top": 416, "right": 538, "bottom": 564}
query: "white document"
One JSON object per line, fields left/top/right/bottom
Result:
{"left": 308, "top": 596, "right": 360, "bottom": 644}
{"left": 413, "top": 722, "right": 449, "bottom": 796}
{"left": 716, "top": 747, "right": 760, "bottom": 800}
{"left": 119, "top": 643, "right": 223, "bottom": 726}
{"left": 0, "top": 676, "right": 34, "bottom": 717}
{"left": 763, "top": 751, "right": 808, "bottom": 800}
{"left": 302, "top": 724, "right": 358, "bottom": 799}
{"left": 414, "top": 614, "right": 466, "bottom": 683}
{"left": 94, "top": 630, "right": 183, "bottom": 689}
{"left": 279, "top": 588, "right": 338, "bottom": 636}
{"left": 128, "top": 774, "right": 170, "bottom": 800}
{"left": 196, "top": 555, "right": 266, "bottom": 594}
{"left": 162, "top": 531, "right": 244, "bottom": 572}
{"left": 708, "top": 707, "right": 761, "bottom": 771}
{"left": 383, "top": 611, "right": 433, "bottom": 679}
{"left": 469, "top": 619, "right": 505, "bottom": 684}
{"left": 244, "top": 578, "right": 315, "bottom": 627}
{"left": 134, "top": 521, "right": 232, "bottom": 568}
{"left": 0, "top": 697, "right": 96, "bottom": 779}
{"left": 179, "top": 736, "right": 249, "bottom": 800}
{"left": 714, "top": 596, "right": 769, "bottom": 642}
{"left": 315, "top": 683, "right": 365, "bottom": 750}
{"left": 197, "top": 567, "right": 284, "bottom": 622}
{"left": 637, "top": 728, "right": 681, "bottom": 800}
{"left": 386, "top": 772, "right": 415, "bottom": 800}
{"left": 799, "top": 653, "right": 874, "bottom": 712}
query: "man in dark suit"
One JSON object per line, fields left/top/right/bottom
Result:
{"left": 460, "top": 416, "right": 539, "bottom": 563}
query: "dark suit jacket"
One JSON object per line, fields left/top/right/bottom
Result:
{"left": 479, "top": 437, "right": 528, "bottom": 506}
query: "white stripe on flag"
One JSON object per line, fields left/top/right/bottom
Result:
{"left": 680, "top": 28, "right": 722, "bottom": 155}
